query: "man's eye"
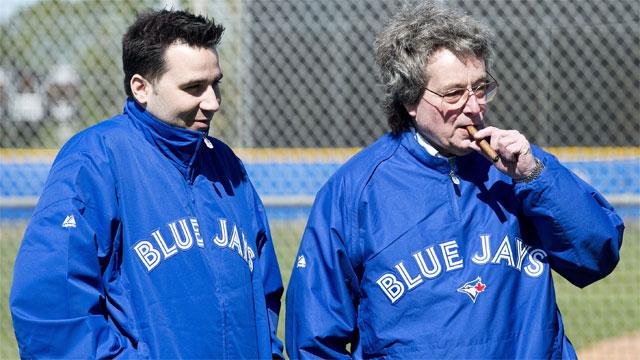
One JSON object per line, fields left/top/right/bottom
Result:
{"left": 184, "top": 84, "right": 204, "bottom": 93}
{"left": 474, "top": 82, "right": 496, "bottom": 96}
{"left": 443, "top": 89, "right": 466, "bottom": 100}
{"left": 474, "top": 83, "right": 487, "bottom": 94}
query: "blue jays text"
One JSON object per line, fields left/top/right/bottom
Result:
{"left": 376, "top": 233, "right": 547, "bottom": 303}
{"left": 132, "top": 217, "right": 256, "bottom": 272}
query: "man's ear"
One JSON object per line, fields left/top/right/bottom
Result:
{"left": 404, "top": 102, "right": 418, "bottom": 117}
{"left": 130, "top": 74, "right": 151, "bottom": 105}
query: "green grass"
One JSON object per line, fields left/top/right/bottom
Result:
{"left": 270, "top": 219, "right": 307, "bottom": 344}
{"left": 554, "top": 221, "right": 640, "bottom": 349}
{"left": 0, "top": 221, "right": 25, "bottom": 359}
{"left": 1, "top": 219, "right": 638, "bottom": 357}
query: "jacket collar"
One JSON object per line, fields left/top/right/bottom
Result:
{"left": 400, "top": 129, "right": 489, "bottom": 178}
{"left": 124, "top": 98, "right": 204, "bottom": 177}
{"left": 400, "top": 129, "right": 452, "bottom": 174}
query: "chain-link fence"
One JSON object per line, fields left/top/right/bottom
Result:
{"left": 1, "top": 0, "right": 639, "bottom": 358}
{"left": 1, "top": 0, "right": 637, "bottom": 148}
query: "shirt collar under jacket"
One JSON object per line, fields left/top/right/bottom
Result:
{"left": 124, "top": 98, "right": 206, "bottom": 178}
{"left": 414, "top": 131, "right": 450, "bottom": 160}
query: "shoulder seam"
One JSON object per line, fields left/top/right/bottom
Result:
{"left": 348, "top": 138, "right": 402, "bottom": 269}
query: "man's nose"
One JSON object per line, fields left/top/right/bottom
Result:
{"left": 200, "top": 85, "right": 220, "bottom": 112}
{"left": 463, "top": 91, "right": 482, "bottom": 114}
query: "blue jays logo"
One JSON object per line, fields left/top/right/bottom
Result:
{"left": 457, "top": 276, "right": 487, "bottom": 303}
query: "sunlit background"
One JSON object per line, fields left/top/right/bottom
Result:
{"left": 1, "top": 0, "right": 638, "bottom": 358}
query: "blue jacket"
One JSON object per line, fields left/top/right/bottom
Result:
{"left": 286, "top": 131, "right": 623, "bottom": 359}
{"left": 10, "top": 99, "right": 284, "bottom": 359}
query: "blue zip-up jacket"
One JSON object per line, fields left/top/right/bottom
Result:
{"left": 10, "top": 99, "right": 284, "bottom": 359}
{"left": 286, "top": 131, "right": 623, "bottom": 359}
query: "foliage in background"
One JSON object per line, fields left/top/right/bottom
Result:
{"left": 1, "top": 0, "right": 638, "bottom": 148}
{"left": 0, "top": 0, "right": 242, "bottom": 148}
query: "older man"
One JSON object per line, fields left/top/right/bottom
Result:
{"left": 285, "top": 1, "right": 624, "bottom": 358}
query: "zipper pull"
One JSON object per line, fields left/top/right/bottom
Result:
{"left": 448, "top": 158, "right": 460, "bottom": 185}
{"left": 203, "top": 136, "right": 214, "bottom": 149}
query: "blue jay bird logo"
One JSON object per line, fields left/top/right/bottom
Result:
{"left": 457, "top": 276, "right": 487, "bottom": 303}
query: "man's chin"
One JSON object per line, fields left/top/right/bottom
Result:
{"left": 449, "top": 143, "right": 474, "bottom": 157}
{"left": 188, "top": 121, "right": 211, "bottom": 132}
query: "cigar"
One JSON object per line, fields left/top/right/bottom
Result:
{"left": 466, "top": 125, "right": 499, "bottom": 163}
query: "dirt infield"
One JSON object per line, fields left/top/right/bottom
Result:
{"left": 577, "top": 331, "right": 640, "bottom": 360}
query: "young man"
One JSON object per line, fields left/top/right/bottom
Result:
{"left": 10, "top": 10, "right": 284, "bottom": 359}
{"left": 285, "top": 1, "right": 624, "bottom": 358}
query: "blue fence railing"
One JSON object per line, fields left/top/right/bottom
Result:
{"left": 1, "top": 149, "right": 639, "bottom": 221}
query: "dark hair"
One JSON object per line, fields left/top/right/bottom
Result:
{"left": 374, "top": 0, "right": 493, "bottom": 135}
{"left": 122, "top": 9, "right": 225, "bottom": 97}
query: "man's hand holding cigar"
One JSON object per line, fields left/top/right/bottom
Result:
{"left": 468, "top": 125, "right": 538, "bottom": 181}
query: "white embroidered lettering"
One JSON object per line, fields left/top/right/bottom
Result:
{"left": 524, "top": 249, "right": 547, "bottom": 277}
{"left": 472, "top": 234, "right": 491, "bottom": 264}
{"left": 152, "top": 229, "right": 177, "bottom": 259}
{"left": 515, "top": 238, "right": 531, "bottom": 271}
{"left": 377, "top": 273, "right": 406, "bottom": 303}
{"left": 213, "top": 218, "right": 229, "bottom": 247}
{"left": 491, "top": 235, "right": 515, "bottom": 268}
{"left": 395, "top": 261, "right": 423, "bottom": 290}
{"left": 191, "top": 218, "right": 204, "bottom": 248}
{"left": 440, "top": 240, "right": 464, "bottom": 271}
{"left": 413, "top": 247, "right": 442, "bottom": 278}
{"left": 133, "top": 241, "right": 161, "bottom": 271}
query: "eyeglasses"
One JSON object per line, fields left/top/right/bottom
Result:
{"left": 423, "top": 72, "right": 499, "bottom": 110}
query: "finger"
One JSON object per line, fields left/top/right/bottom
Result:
{"left": 494, "top": 131, "right": 521, "bottom": 151}
{"left": 497, "top": 134, "right": 519, "bottom": 150}
{"left": 466, "top": 125, "right": 499, "bottom": 162}
{"left": 504, "top": 142, "right": 524, "bottom": 160}
{"left": 473, "top": 126, "right": 498, "bottom": 139}
{"left": 489, "top": 130, "right": 505, "bottom": 150}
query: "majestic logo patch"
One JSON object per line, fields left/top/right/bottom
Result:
{"left": 62, "top": 214, "right": 76, "bottom": 228}
{"left": 457, "top": 276, "right": 486, "bottom": 303}
{"left": 296, "top": 255, "right": 307, "bottom": 268}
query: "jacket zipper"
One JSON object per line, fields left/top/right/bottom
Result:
{"left": 448, "top": 158, "right": 460, "bottom": 185}
{"left": 448, "top": 157, "right": 461, "bottom": 219}
{"left": 195, "top": 133, "right": 228, "bottom": 357}
{"left": 185, "top": 135, "right": 207, "bottom": 213}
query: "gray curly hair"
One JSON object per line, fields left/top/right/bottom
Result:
{"left": 374, "top": 0, "right": 494, "bottom": 134}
